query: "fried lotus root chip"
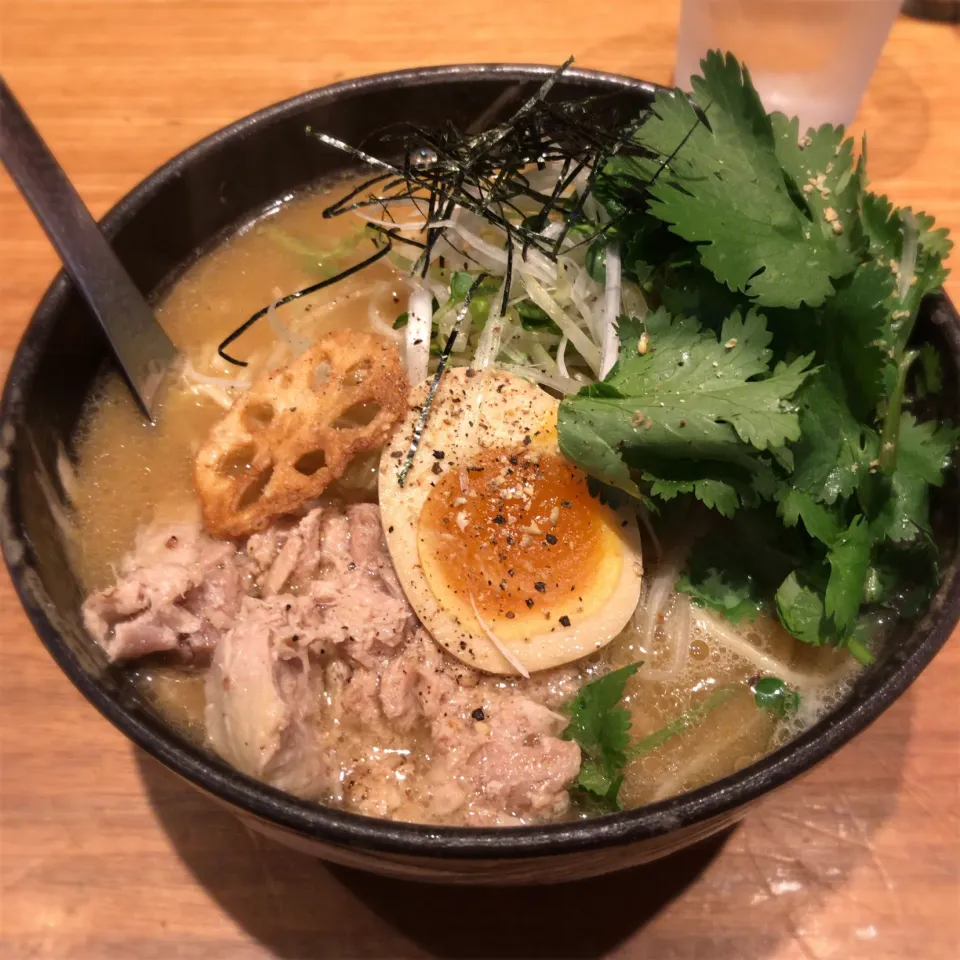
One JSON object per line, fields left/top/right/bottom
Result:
{"left": 195, "top": 330, "right": 408, "bottom": 537}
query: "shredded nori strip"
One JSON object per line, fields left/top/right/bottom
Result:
{"left": 315, "top": 58, "right": 658, "bottom": 271}
{"left": 216, "top": 238, "right": 392, "bottom": 366}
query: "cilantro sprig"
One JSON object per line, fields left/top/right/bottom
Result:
{"left": 561, "top": 663, "right": 640, "bottom": 808}
{"left": 558, "top": 50, "right": 955, "bottom": 664}
{"left": 562, "top": 667, "right": 798, "bottom": 809}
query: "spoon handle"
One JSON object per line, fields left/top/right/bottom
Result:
{"left": 0, "top": 77, "right": 177, "bottom": 421}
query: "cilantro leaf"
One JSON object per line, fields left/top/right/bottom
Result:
{"left": 869, "top": 413, "right": 957, "bottom": 542}
{"left": 643, "top": 475, "right": 743, "bottom": 517}
{"left": 825, "top": 516, "right": 872, "bottom": 633}
{"left": 770, "top": 113, "right": 863, "bottom": 259}
{"left": 633, "top": 51, "right": 857, "bottom": 307}
{"left": 787, "top": 368, "right": 878, "bottom": 504}
{"left": 775, "top": 571, "right": 874, "bottom": 664}
{"left": 561, "top": 663, "right": 641, "bottom": 807}
{"left": 557, "top": 308, "right": 813, "bottom": 506}
{"left": 821, "top": 263, "right": 898, "bottom": 419}
{"left": 776, "top": 572, "right": 828, "bottom": 646}
{"left": 776, "top": 488, "right": 843, "bottom": 545}
{"left": 861, "top": 191, "right": 953, "bottom": 347}
{"left": 867, "top": 538, "right": 940, "bottom": 620}
{"left": 676, "top": 536, "right": 768, "bottom": 623}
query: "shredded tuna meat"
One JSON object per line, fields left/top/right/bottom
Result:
{"left": 82, "top": 499, "right": 584, "bottom": 826}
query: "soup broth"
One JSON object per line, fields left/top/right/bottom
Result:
{"left": 68, "top": 177, "right": 863, "bottom": 826}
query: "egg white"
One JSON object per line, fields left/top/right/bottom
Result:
{"left": 378, "top": 368, "right": 643, "bottom": 675}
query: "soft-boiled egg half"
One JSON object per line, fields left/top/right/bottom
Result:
{"left": 378, "top": 368, "right": 643, "bottom": 676}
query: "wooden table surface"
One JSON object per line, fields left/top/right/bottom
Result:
{"left": 1, "top": 3, "right": 958, "bottom": 958}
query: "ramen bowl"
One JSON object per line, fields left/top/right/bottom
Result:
{"left": 1, "top": 65, "right": 957, "bottom": 884}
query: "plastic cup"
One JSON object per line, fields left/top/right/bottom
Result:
{"left": 675, "top": 0, "right": 902, "bottom": 131}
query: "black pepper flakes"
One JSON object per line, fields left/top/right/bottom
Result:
{"left": 471, "top": 707, "right": 485, "bottom": 721}
{"left": 390, "top": 450, "right": 403, "bottom": 459}
{"left": 523, "top": 435, "right": 531, "bottom": 446}
{"left": 561, "top": 500, "right": 572, "bottom": 508}
{"left": 465, "top": 368, "right": 477, "bottom": 378}
{"left": 433, "top": 450, "right": 445, "bottom": 460}
{"left": 534, "top": 581, "right": 546, "bottom": 593}
{"left": 559, "top": 615, "right": 571, "bottom": 627}
{"left": 509, "top": 455, "right": 519, "bottom": 465}
{"left": 388, "top": 526, "right": 394, "bottom": 533}
{"left": 545, "top": 533, "right": 558, "bottom": 545}
{"left": 493, "top": 514, "right": 506, "bottom": 524}
{"left": 507, "top": 568, "right": 515, "bottom": 577}
{"left": 459, "top": 641, "right": 467, "bottom": 650}
{"left": 431, "top": 462, "right": 443, "bottom": 475}
{"left": 526, "top": 598, "right": 534, "bottom": 608}
{"left": 505, "top": 611, "right": 516, "bottom": 619}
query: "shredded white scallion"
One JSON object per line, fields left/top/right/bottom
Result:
{"left": 469, "top": 594, "right": 530, "bottom": 678}
{"left": 599, "top": 241, "right": 621, "bottom": 379}
{"left": 406, "top": 286, "right": 433, "bottom": 384}
{"left": 523, "top": 276, "right": 602, "bottom": 374}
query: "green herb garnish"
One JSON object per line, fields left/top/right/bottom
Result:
{"left": 558, "top": 51, "right": 954, "bottom": 663}
{"left": 561, "top": 663, "right": 640, "bottom": 809}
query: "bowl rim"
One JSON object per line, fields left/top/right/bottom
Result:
{"left": 2, "top": 62, "right": 958, "bottom": 861}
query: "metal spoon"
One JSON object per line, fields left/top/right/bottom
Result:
{"left": 0, "top": 77, "right": 178, "bottom": 422}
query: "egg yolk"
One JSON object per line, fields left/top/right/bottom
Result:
{"left": 418, "top": 446, "right": 616, "bottom": 624}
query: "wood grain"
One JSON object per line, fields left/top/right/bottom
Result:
{"left": 1, "top": 3, "right": 958, "bottom": 958}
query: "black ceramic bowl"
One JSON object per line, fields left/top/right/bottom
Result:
{"left": 2, "top": 65, "right": 958, "bottom": 885}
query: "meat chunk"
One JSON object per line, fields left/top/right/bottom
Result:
{"left": 422, "top": 689, "right": 581, "bottom": 825}
{"left": 346, "top": 502, "right": 403, "bottom": 598}
{"left": 82, "top": 522, "right": 244, "bottom": 663}
{"left": 379, "top": 630, "right": 458, "bottom": 731}
{"left": 469, "top": 697, "right": 581, "bottom": 821}
{"left": 205, "top": 597, "right": 332, "bottom": 798}
{"left": 82, "top": 498, "right": 586, "bottom": 827}
{"left": 309, "top": 573, "right": 414, "bottom": 667}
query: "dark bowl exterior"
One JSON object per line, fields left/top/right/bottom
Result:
{"left": 1, "top": 65, "right": 958, "bottom": 885}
